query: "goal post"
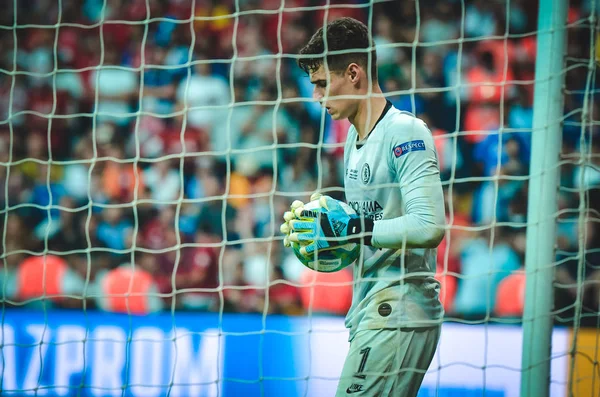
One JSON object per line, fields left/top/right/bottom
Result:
{"left": 521, "top": 0, "right": 568, "bottom": 395}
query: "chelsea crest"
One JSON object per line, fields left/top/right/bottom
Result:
{"left": 360, "top": 163, "right": 371, "bottom": 184}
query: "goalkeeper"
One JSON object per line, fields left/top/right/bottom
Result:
{"left": 281, "top": 17, "right": 446, "bottom": 397}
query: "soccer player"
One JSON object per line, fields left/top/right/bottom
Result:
{"left": 281, "top": 17, "right": 446, "bottom": 396}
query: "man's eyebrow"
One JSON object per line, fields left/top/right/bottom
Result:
{"left": 310, "top": 78, "right": 326, "bottom": 85}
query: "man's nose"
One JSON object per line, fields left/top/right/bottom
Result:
{"left": 313, "top": 89, "right": 323, "bottom": 103}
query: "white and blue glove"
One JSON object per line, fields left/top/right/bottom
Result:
{"left": 284, "top": 194, "right": 374, "bottom": 256}
{"left": 280, "top": 199, "right": 306, "bottom": 249}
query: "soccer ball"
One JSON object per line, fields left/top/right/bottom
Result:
{"left": 291, "top": 199, "right": 361, "bottom": 272}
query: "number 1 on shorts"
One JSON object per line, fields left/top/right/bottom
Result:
{"left": 355, "top": 347, "right": 371, "bottom": 379}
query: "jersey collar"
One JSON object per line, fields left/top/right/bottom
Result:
{"left": 356, "top": 100, "right": 393, "bottom": 149}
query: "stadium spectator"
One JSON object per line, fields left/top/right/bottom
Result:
{"left": 21, "top": 29, "right": 54, "bottom": 89}
{"left": 243, "top": 241, "right": 278, "bottom": 289}
{"left": 384, "top": 77, "right": 425, "bottom": 119}
{"left": 278, "top": 130, "right": 319, "bottom": 195}
{"left": 373, "top": 13, "right": 403, "bottom": 82}
{"left": 555, "top": 192, "right": 600, "bottom": 325}
{"left": 268, "top": 266, "right": 304, "bottom": 315}
{"left": 144, "top": 228, "right": 220, "bottom": 310}
{"left": 16, "top": 254, "right": 86, "bottom": 309}
{"left": 298, "top": 268, "right": 353, "bottom": 316}
{"left": 573, "top": 138, "right": 600, "bottom": 191}
{"left": 143, "top": 158, "right": 182, "bottom": 205}
{"left": 195, "top": 162, "right": 238, "bottom": 241}
{"left": 463, "top": 50, "right": 506, "bottom": 144}
{"left": 46, "top": 196, "right": 88, "bottom": 252}
{"left": 55, "top": 53, "right": 86, "bottom": 104}
{"left": 3, "top": 214, "right": 37, "bottom": 273}
{"left": 231, "top": 83, "right": 301, "bottom": 172}
{"left": 420, "top": 3, "right": 459, "bottom": 46}
{"left": 178, "top": 233, "right": 221, "bottom": 310}
{"left": 232, "top": 21, "right": 277, "bottom": 83}
{"left": 101, "top": 142, "right": 146, "bottom": 203}
{"left": 140, "top": 206, "right": 176, "bottom": 250}
{"left": 62, "top": 135, "right": 94, "bottom": 201}
{"left": 163, "top": 110, "right": 210, "bottom": 155}
{"left": 222, "top": 248, "right": 265, "bottom": 313}
{"left": 90, "top": 45, "right": 139, "bottom": 127}
{"left": 417, "top": 51, "right": 450, "bottom": 127}
{"left": 0, "top": 73, "right": 27, "bottom": 127}
{"left": 176, "top": 56, "right": 230, "bottom": 139}
{"left": 26, "top": 163, "right": 67, "bottom": 228}
{"left": 25, "top": 82, "right": 71, "bottom": 158}
{"left": 140, "top": 43, "right": 178, "bottom": 116}
{"left": 96, "top": 206, "right": 133, "bottom": 251}
{"left": 494, "top": 270, "right": 526, "bottom": 317}
{"left": 465, "top": 0, "right": 498, "bottom": 39}
{"left": 0, "top": 0, "right": 596, "bottom": 321}
{"left": 19, "top": 131, "right": 63, "bottom": 183}
{"left": 507, "top": 86, "right": 534, "bottom": 164}
{"left": 453, "top": 227, "right": 522, "bottom": 318}
{"left": 424, "top": 114, "right": 463, "bottom": 180}
{"left": 94, "top": 262, "right": 164, "bottom": 314}
{"left": 209, "top": 78, "right": 251, "bottom": 157}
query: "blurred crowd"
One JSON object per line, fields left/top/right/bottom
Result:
{"left": 0, "top": 0, "right": 599, "bottom": 324}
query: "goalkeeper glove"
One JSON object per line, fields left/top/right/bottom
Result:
{"left": 280, "top": 193, "right": 327, "bottom": 248}
{"left": 280, "top": 199, "right": 305, "bottom": 248}
{"left": 288, "top": 195, "right": 374, "bottom": 255}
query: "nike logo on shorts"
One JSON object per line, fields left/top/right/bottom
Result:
{"left": 346, "top": 383, "right": 364, "bottom": 394}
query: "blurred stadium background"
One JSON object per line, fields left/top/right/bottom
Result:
{"left": 0, "top": 0, "right": 598, "bottom": 396}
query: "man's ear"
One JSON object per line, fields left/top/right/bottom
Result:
{"left": 347, "top": 63, "right": 361, "bottom": 84}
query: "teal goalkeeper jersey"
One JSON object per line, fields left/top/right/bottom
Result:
{"left": 343, "top": 103, "right": 446, "bottom": 340}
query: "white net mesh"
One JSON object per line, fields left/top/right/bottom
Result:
{"left": 0, "top": 0, "right": 598, "bottom": 396}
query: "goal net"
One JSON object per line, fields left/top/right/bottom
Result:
{"left": 0, "top": 0, "right": 598, "bottom": 396}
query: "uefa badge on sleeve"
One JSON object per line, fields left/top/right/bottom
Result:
{"left": 393, "top": 140, "right": 426, "bottom": 158}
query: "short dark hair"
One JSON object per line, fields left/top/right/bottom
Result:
{"left": 298, "top": 17, "right": 377, "bottom": 81}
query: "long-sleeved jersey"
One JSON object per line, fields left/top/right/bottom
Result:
{"left": 343, "top": 102, "right": 446, "bottom": 341}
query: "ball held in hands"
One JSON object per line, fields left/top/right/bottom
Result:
{"left": 281, "top": 195, "right": 362, "bottom": 272}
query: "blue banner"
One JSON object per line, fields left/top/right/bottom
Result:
{"left": 0, "top": 310, "right": 349, "bottom": 397}
{"left": 0, "top": 310, "right": 570, "bottom": 397}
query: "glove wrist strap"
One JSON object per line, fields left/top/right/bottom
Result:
{"left": 347, "top": 217, "right": 374, "bottom": 246}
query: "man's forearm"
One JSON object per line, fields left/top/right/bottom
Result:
{"left": 371, "top": 181, "right": 446, "bottom": 249}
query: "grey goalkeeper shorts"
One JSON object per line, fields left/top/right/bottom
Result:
{"left": 335, "top": 326, "right": 440, "bottom": 397}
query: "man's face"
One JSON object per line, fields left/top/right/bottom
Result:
{"left": 309, "top": 65, "right": 356, "bottom": 120}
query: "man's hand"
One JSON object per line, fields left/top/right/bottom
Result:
{"left": 280, "top": 199, "right": 306, "bottom": 248}
{"left": 281, "top": 194, "right": 374, "bottom": 256}
{"left": 288, "top": 195, "right": 362, "bottom": 256}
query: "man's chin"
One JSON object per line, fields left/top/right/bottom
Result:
{"left": 329, "top": 110, "right": 341, "bottom": 120}
{"left": 325, "top": 107, "right": 344, "bottom": 120}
